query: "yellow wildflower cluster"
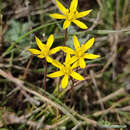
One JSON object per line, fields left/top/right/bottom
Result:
{"left": 28, "top": 0, "right": 100, "bottom": 89}
{"left": 50, "top": 0, "right": 91, "bottom": 29}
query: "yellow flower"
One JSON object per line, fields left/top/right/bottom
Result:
{"left": 28, "top": 34, "right": 60, "bottom": 62}
{"left": 48, "top": 54, "right": 84, "bottom": 88}
{"left": 50, "top": 0, "right": 92, "bottom": 29}
{"left": 61, "top": 35, "right": 100, "bottom": 68}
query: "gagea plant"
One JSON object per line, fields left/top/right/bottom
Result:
{"left": 28, "top": 0, "right": 100, "bottom": 91}
{"left": 48, "top": 53, "right": 84, "bottom": 88}
{"left": 50, "top": 0, "right": 91, "bottom": 29}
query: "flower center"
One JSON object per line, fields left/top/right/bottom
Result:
{"left": 75, "top": 50, "right": 84, "bottom": 58}
{"left": 66, "top": 9, "right": 78, "bottom": 21}
{"left": 61, "top": 66, "right": 72, "bottom": 75}
{"left": 41, "top": 48, "right": 49, "bottom": 57}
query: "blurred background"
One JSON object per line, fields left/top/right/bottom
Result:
{"left": 0, "top": 0, "right": 130, "bottom": 129}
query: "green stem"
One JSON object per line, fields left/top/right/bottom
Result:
{"left": 64, "top": 28, "right": 68, "bottom": 46}
{"left": 43, "top": 59, "right": 47, "bottom": 91}
{"left": 62, "top": 28, "right": 68, "bottom": 63}
{"left": 70, "top": 77, "right": 75, "bottom": 105}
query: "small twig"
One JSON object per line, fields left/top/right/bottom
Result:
{"left": 0, "top": 69, "right": 105, "bottom": 128}
{"left": 23, "top": 55, "right": 33, "bottom": 79}
{"left": 96, "top": 0, "right": 103, "bottom": 10}
{"left": 2, "top": 112, "right": 38, "bottom": 128}
{"left": 0, "top": 69, "right": 78, "bottom": 124}
{"left": 122, "top": 0, "right": 128, "bottom": 19}
{"left": 0, "top": 63, "right": 31, "bottom": 72}
{"left": 93, "top": 87, "right": 127, "bottom": 104}
{"left": 93, "top": 105, "right": 130, "bottom": 117}
{"left": 88, "top": 11, "right": 101, "bottom": 31}
{"left": 36, "top": 115, "right": 45, "bottom": 130}
{"left": 44, "top": 116, "right": 70, "bottom": 129}
{"left": 71, "top": 122, "right": 82, "bottom": 130}
{"left": 75, "top": 113, "right": 98, "bottom": 127}
{"left": 90, "top": 70, "right": 105, "bottom": 111}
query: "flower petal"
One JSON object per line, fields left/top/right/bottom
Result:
{"left": 70, "top": 71, "right": 84, "bottom": 80}
{"left": 81, "top": 37, "right": 95, "bottom": 52}
{"left": 37, "top": 54, "right": 45, "bottom": 59}
{"left": 51, "top": 59, "right": 63, "bottom": 69}
{"left": 64, "top": 55, "right": 78, "bottom": 65}
{"left": 70, "top": 0, "right": 78, "bottom": 12}
{"left": 63, "top": 20, "right": 71, "bottom": 29}
{"left": 72, "top": 19, "right": 88, "bottom": 29}
{"left": 73, "top": 35, "right": 80, "bottom": 49}
{"left": 46, "top": 34, "right": 54, "bottom": 49}
{"left": 61, "top": 46, "right": 75, "bottom": 54}
{"left": 76, "top": 10, "right": 92, "bottom": 18}
{"left": 71, "top": 60, "right": 79, "bottom": 69}
{"left": 50, "top": 13, "right": 65, "bottom": 19}
{"left": 70, "top": 56, "right": 78, "bottom": 64}
{"left": 35, "top": 36, "right": 45, "bottom": 50}
{"left": 64, "top": 53, "right": 71, "bottom": 65}
{"left": 48, "top": 71, "right": 64, "bottom": 78}
{"left": 83, "top": 53, "right": 100, "bottom": 59}
{"left": 56, "top": 0, "right": 67, "bottom": 15}
{"left": 28, "top": 49, "right": 41, "bottom": 55}
{"left": 79, "top": 58, "right": 86, "bottom": 68}
{"left": 61, "top": 75, "right": 69, "bottom": 88}
{"left": 46, "top": 56, "right": 53, "bottom": 63}
{"left": 49, "top": 47, "right": 61, "bottom": 55}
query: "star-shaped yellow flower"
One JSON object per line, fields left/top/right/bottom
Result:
{"left": 61, "top": 35, "right": 100, "bottom": 68}
{"left": 48, "top": 53, "right": 84, "bottom": 88}
{"left": 50, "top": 0, "right": 92, "bottom": 29}
{"left": 28, "top": 34, "right": 60, "bottom": 62}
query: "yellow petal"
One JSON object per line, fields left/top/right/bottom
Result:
{"left": 50, "top": 13, "right": 65, "bottom": 19}
{"left": 61, "top": 75, "right": 69, "bottom": 88}
{"left": 63, "top": 20, "right": 71, "bottom": 29}
{"left": 61, "top": 46, "right": 75, "bottom": 54}
{"left": 37, "top": 54, "right": 45, "bottom": 59}
{"left": 79, "top": 58, "right": 86, "bottom": 68}
{"left": 64, "top": 53, "right": 71, "bottom": 65}
{"left": 76, "top": 10, "right": 92, "bottom": 18}
{"left": 46, "top": 34, "right": 54, "bottom": 49}
{"left": 73, "top": 35, "right": 80, "bottom": 49}
{"left": 72, "top": 19, "right": 88, "bottom": 29}
{"left": 70, "top": 71, "right": 84, "bottom": 80}
{"left": 70, "top": 0, "right": 78, "bottom": 12}
{"left": 84, "top": 53, "right": 100, "bottom": 59}
{"left": 46, "top": 56, "right": 53, "bottom": 63}
{"left": 28, "top": 49, "right": 41, "bottom": 55}
{"left": 56, "top": 0, "right": 67, "bottom": 15}
{"left": 49, "top": 47, "right": 61, "bottom": 55}
{"left": 81, "top": 37, "right": 95, "bottom": 52}
{"left": 70, "top": 56, "right": 78, "bottom": 64}
{"left": 71, "top": 60, "right": 79, "bottom": 69}
{"left": 51, "top": 59, "right": 63, "bottom": 69}
{"left": 48, "top": 71, "right": 64, "bottom": 78}
{"left": 35, "top": 36, "right": 45, "bottom": 50}
{"left": 64, "top": 54, "right": 78, "bottom": 65}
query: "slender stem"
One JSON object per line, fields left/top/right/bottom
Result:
{"left": 70, "top": 77, "right": 75, "bottom": 105}
{"left": 64, "top": 28, "right": 68, "bottom": 46}
{"left": 43, "top": 59, "right": 47, "bottom": 91}
{"left": 62, "top": 28, "right": 68, "bottom": 63}
{"left": 0, "top": 0, "right": 2, "bottom": 51}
